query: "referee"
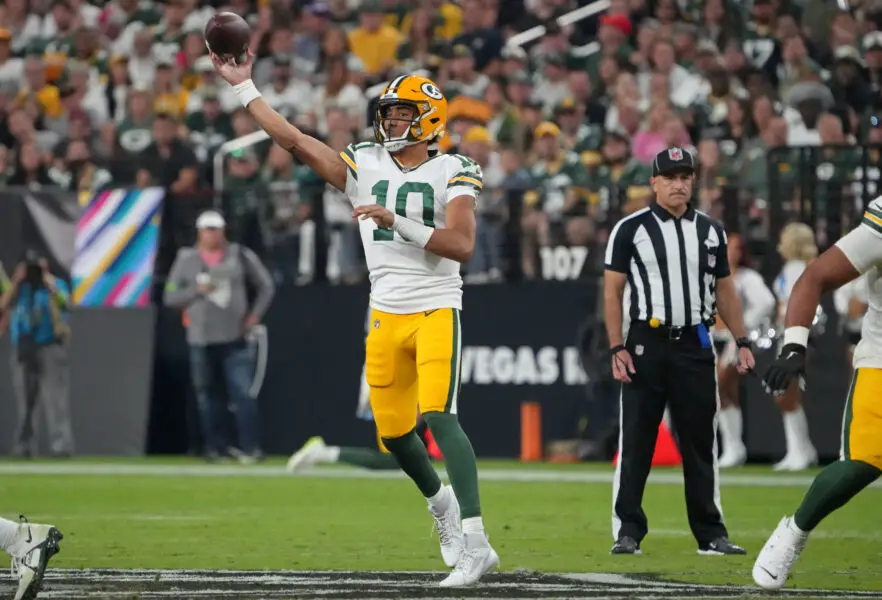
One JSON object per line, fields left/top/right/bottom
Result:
{"left": 603, "top": 147, "right": 755, "bottom": 555}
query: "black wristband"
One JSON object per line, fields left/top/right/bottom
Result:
{"left": 781, "top": 342, "right": 807, "bottom": 356}
{"left": 610, "top": 344, "right": 626, "bottom": 355}
{"left": 735, "top": 337, "right": 751, "bottom": 349}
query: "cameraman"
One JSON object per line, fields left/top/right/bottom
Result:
{"left": 0, "top": 252, "right": 74, "bottom": 458}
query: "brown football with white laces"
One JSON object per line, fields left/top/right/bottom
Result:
{"left": 204, "top": 12, "right": 250, "bottom": 63}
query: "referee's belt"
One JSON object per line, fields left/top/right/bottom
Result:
{"left": 633, "top": 318, "right": 715, "bottom": 340}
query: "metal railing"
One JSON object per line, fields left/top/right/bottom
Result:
{"left": 212, "top": 130, "right": 270, "bottom": 208}
{"left": 505, "top": 0, "right": 610, "bottom": 49}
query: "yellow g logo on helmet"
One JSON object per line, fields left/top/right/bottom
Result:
{"left": 375, "top": 74, "right": 448, "bottom": 152}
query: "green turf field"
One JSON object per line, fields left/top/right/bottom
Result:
{"left": 0, "top": 458, "right": 879, "bottom": 598}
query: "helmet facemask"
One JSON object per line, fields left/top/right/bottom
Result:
{"left": 375, "top": 98, "right": 439, "bottom": 153}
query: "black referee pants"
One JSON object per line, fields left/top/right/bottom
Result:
{"left": 613, "top": 322, "right": 728, "bottom": 546}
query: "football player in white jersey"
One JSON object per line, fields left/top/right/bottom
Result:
{"left": 210, "top": 51, "right": 498, "bottom": 586}
{"left": 755, "top": 200, "right": 882, "bottom": 589}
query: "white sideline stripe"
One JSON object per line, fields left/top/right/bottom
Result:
{"left": 652, "top": 528, "right": 882, "bottom": 541}
{"left": 0, "top": 462, "right": 880, "bottom": 488}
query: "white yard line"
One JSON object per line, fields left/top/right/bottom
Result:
{"left": 0, "top": 462, "right": 874, "bottom": 489}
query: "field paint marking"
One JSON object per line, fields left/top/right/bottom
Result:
{"left": 0, "top": 462, "right": 878, "bottom": 489}
{"left": 17, "top": 569, "right": 882, "bottom": 599}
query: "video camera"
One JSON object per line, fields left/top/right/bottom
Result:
{"left": 22, "top": 250, "right": 45, "bottom": 287}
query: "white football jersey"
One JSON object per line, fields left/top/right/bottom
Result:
{"left": 834, "top": 197, "right": 882, "bottom": 369}
{"left": 340, "top": 142, "right": 483, "bottom": 314}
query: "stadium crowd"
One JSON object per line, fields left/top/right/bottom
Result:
{"left": 0, "top": 0, "right": 879, "bottom": 284}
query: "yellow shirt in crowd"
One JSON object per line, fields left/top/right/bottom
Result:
{"left": 399, "top": 2, "right": 463, "bottom": 40}
{"left": 348, "top": 25, "right": 401, "bottom": 76}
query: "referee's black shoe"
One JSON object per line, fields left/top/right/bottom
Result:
{"left": 697, "top": 537, "right": 747, "bottom": 556}
{"left": 611, "top": 536, "right": 641, "bottom": 554}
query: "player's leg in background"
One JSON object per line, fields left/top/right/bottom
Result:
{"left": 716, "top": 345, "right": 746, "bottom": 468}
{"left": 367, "top": 310, "right": 445, "bottom": 499}
{"left": 417, "top": 308, "right": 498, "bottom": 585}
{"left": 754, "top": 368, "right": 882, "bottom": 590}
{"left": 286, "top": 434, "right": 401, "bottom": 472}
{"left": 0, "top": 515, "right": 63, "bottom": 600}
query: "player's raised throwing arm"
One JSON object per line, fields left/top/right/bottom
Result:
{"left": 210, "top": 51, "right": 347, "bottom": 192}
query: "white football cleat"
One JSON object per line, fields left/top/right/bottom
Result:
{"left": 439, "top": 532, "right": 499, "bottom": 587}
{"left": 753, "top": 516, "right": 808, "bottom": 590}
{"left": 10, "top": 517, "right": 63, "bottom": 600}
{"left": 428, "top": 485, "right": 464, "bottom": 567}
{"left": 286, "top": 436, "right": 328, "bottom": 473}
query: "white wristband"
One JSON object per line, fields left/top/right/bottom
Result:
{"left": 392, "top": 214, "right": 434, "bottom": 248}
{"left": 233, "top": 79, "right": 261, "bottom": 108}
{"left": 782, "top": 326, "right": 810, "bottom": 348}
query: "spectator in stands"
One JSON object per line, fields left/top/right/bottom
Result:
{"left": 587, "top": 130, "right": 652, "bottom": 227}
{"left": 309, "top": 56, "right": 367, "bottom": 137}
{"left": 347, "top": 0, "right": 399, "bottom": 81}
{"left": 9, "top": 141, "right": 52, "bottom": 188}
{"left": 396, "top": 5, "right": 446, "bottom": 74}
{"left": 463, "top": 126, "right": 505, "bottom": 283}
{"left": 49, "top": 137, "right": 111, "bottom": 193}
{"left": 293, "top": 1, "right": 331, "bottom": 77}
{"left": 223, "top": 146, "right": 269, "bottom": 253}
{"left": 185, "top": 85, "right": 233, "bottom": 166}
{"left": 164, "top": 210, "right": 275, "bottom": 463}
{"left": 187, "top": 55, "right": 238, "bottom": 115}
{"left": 136, "top": 112, "right": 198, "bottom": 193}
{"left": 532, "top": 53, "right": 571, "bottom": 113}
{"left": 0, "top": 251, "right": 73, "bottom": 459}
{"left": 322, "top": 129, "right": 362, "bottom": 285}
{"left": 0, "top": 29, "right": 23, "bottom": 89}
{"left": 446, "top": 44, "right": 490, "bottom": 100}
{"left": 452, "top": 0, "right": 503, "bottom": 72}
{"left": 260, "top": 55, "right": 313, "bottom": 122}
{"left": 1, "top": 0, "right": 42, "bottom": 57}
{"left": 521, "top": 121, "right": 591, "bottom": 278}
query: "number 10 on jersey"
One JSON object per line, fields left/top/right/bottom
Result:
{"left": 371, "top": 180, "right": 436, "bottom": 241}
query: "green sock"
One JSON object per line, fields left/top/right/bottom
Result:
{"left": 337, "top": 447, "right": 401, "bottom": 471}
{"left": 793, "top": 459, "right": 880, "bottom": 531}
{"left": 423, "top": 412, "right": 481, "bottom": 519}
{"left": 382, "top": 430, "right": 443, "bottom": 497}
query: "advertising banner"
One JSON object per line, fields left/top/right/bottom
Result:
{"left": 72, "top": 188, "right": 165, "bottom": 307}
{"left": 0, "top": 188, "right": 78, "bottom": 279}
{"left": 150, "top": 285, "right": 851, "bottom": 461}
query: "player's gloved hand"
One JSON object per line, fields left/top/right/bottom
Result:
{"left": 762, "top": 343, "right": 806, "bottom": 396}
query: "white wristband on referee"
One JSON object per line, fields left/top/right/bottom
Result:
{"left": 392, "top": 214, "right": 433, "bottom": 248}
{"left": 233, "top": 79, "right": 261, "bottom": 108}
{"left": 782, "top": 326, "right": 810, "bottom": 348}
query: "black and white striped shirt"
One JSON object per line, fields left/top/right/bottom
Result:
{"left": 605, "top": 204, "right": 731, "bottom": 327}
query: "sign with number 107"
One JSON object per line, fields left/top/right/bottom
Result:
{"left": 540, "top": 246, "right": 589, "bottom": 281}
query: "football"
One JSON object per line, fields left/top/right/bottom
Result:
{"left": 204, "top": 12, "right": 251, "bottom": 63}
